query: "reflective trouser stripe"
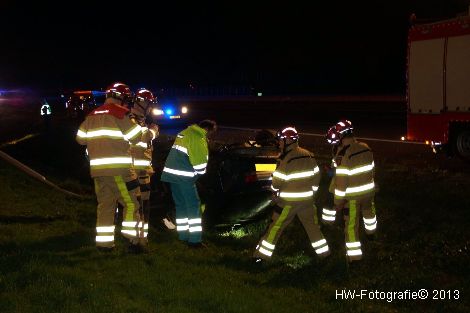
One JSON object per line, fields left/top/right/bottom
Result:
{"left": 114, "top": 176, "right": 136, "bottom": 222}
{"left": 96, "top": 225, "right": 115, "bottom": 243}
{"left": 346, "top": 241, "right": 362, "bottom": 257}
{"left": 345, "top": 200, "right": 362, "bottom": 259}
{"left": 311, "top": 238, "right": 329, "bottom": 255}
{"left": 267, "top": 205, "right": 291, "bottom": 243}
{"left": 121, "top": 221, "right": 148, "bottom": 238}
{"left": 363, "top": 216, "right": 377, "bottom": 231}
{"left": 188, "top": 218, "right": 202, "bottom": 233}
{"left": 176, "top": 218, "right": 189, "bottom": 231}
{"left": 322, "top": 208, "right": 336, "bottom": 221}
{"left": 257, "top": 240, "right": 275, "bottom": 257}
{"left": 348, "top": 200, "right": 357, "bottom": 242}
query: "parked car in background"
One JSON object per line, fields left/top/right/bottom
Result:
{"left": 150, "top": 99, "right": 189, "bottom": 124}
{"left": 65, "top": 90, "right": 106, "bottom": 118}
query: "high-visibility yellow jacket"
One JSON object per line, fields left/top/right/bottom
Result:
{"left": 333, "top": 139, "right": 375, "bottom": 204}
{"left": 161, "top": 124, "right": 208, "bottom": 184}
{"left": 130, "top": 123, "right": 158, "bottom": 174}
{"left": 271, "top": 142, "right": 321, "bottom": 202}
{"left": 76, "top": 102, "right": 143, "bottom": 177}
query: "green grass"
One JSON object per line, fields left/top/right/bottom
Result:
{"left": 1, "top": 155, "right": 469, "bottom": 312}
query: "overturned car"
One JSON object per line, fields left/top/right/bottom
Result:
{"left": 155, "top": 130, "right": 280, "bottom": 227}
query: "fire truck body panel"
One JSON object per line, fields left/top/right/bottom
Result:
{"left": 407, "top": 15, "right": 470, "bottom": 158}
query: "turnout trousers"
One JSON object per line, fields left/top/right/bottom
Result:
{"left": 138, "top": 171, "right": 152, "bottom": 239}
{"left": 94, "top": 174, "right": 141, "bottom": 248}
{"left": 343, "top": 196, "right": 377, "bottom": 262}
{"left": 169, "top": 182, "right": 202, "bottom": 243}
{"left": 253, "top": 200, "right": 330, "bottom": 260}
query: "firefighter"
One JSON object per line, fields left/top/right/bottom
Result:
{"left": 325, "top": 119, "right": 377, "bottom": 263}
{"left": 321, "top": 125, "right": 346, "bottom": 224}
{"left": 253, "top": 126, "right": 330, "bottom": 263}
{"left": 76, "top": 82, "right": 145, "bottom": 253}
{"left": 128, "top": 88, "right": 159, "bottom": 246}
{"left": 160, "top": 120, "right": 217, "bottom": 247}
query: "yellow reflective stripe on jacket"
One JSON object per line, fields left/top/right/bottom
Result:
{"left": 133, "top": 159, "right": 151, "bottom": 167}
{"left": 172, "top": 145, "right": 188, "bottom": 155}
{"left": 279, "top": 190, "right": 314, "bottom": 198}
{"left": 335, "top": 182, "right": 375, "bottom": 198}
{"left": 90, "top": 157, "right": 132, "bottom": 166}
{"left": 193, "top": 162, "right": 207, "bottom": 175}
{"left": 162, "top": 167, "right": 196, "bottom": 177}
{"left": 335, "top": 162, "right": 374, "bottom": 176}
{"left": 124, "top": 124, "right": 142, "bottom": 141}
{"left": 272, "top": 166, "right": 319, "bottom": 181}
{"left": 136, "top": 142, "right": 148, "bottom": 148}
{"left": 77, "top": 128, "right": 124, "bottom": 139}
{"left": 345, "top": 182, "right": 375, "bottom": 196}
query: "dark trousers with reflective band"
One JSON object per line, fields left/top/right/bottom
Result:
{"left": 169, "top": 182, "right": 202, "bottom": 243}
{"left": 94, "top": 174, "right": 141, "bottom": 248}
{"left": 254, "top": 200, "right": 329, "bottom": 260}
{"left": 138, "top": 174, "right": 152, "bottom": 239}
{"left": 344, "top": 197, "right": 377, "bottom": 261}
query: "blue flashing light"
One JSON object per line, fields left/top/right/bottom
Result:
{"left": 165, "top": 109, "right": 173, "bottom": 115}
{"left": 92, "top": 91, "right": 106, "bottom": 96}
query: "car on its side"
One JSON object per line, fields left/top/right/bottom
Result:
{"left": 198, "top": 130, "right": 280, "bottom": 227}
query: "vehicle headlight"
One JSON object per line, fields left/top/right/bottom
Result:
{"left": 181, "top": 106, "right": 188, "bottom": 114}
{"left": 152, "top": 108, "right": 164, "bottom": 116}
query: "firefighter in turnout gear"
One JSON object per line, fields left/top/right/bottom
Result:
{"left": 129, "top": 88, "right": 159, "bottom": 245}
{"left": 160, "top": 120, "right": 217, "bottom": 247}
{"left": 253, "top": 126, "right": 330, "bottom": 263}
{"left": 76, "top": 82, "right": 145, "bottom": 252}
{"left": 325, "top": 119, "right": 377, "bottom": 262}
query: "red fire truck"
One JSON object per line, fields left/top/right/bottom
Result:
{"left": 407, "top": 13, "right": 470, "bottom": 160}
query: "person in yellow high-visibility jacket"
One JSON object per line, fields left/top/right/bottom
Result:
{"left": 253, "top": 126, "right": 330, "bottom": 263}
{"left": 129, "top": 88, "right": 159, "bottom": 245}
{"left": 76, "top": 82, "right": 144, "bottom": 253}
{"left": 326, "top": 119, "right": 378, "bottom": 263}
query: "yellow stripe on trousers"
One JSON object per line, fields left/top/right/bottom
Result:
{"left": 114, "top": 176, "right": 135, "bottom": 221}
{"left": 348, "top": 200, "right": 357, "bottom": 242}
{"left": 267, "top": 205, "right": 291, "bottom": 244}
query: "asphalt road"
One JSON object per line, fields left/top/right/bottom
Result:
{"left": 1, "top": 95, "right": 469, "bottom": 173}
{"left": 160, "top": 96, "right": 469, "bottom": 172}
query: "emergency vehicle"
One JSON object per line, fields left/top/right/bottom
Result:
{"left": 65, "top": 90, "right": 106, "bottom": 118}
{"left": 407, "top": 13, "right": 470, "bottom": 160}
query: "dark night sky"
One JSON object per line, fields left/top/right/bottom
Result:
{"left": 1, "top": 0, "right": 469, "bottom": 94}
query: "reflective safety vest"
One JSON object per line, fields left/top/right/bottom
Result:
{"left": 75, "top": 102, "right": 142, "bottom": 177}
{"left": 271, "top": 142, "right": 321, "bottom": 202}
{"left": 161, "top": 124, "right": 208, "bottom": 184}
{"left": 130, "top": 125, "right": 158, "bottom": 173}
{"left": 333, "top": 140, "right": 375, "bottom": 203}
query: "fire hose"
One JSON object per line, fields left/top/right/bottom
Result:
{"left": 0, "top": 149, "right": 85, "bottom": 199}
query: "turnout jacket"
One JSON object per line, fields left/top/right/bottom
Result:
{"left": 160, "top": 124, "right": 208, "bottom": 184}
{"left": 76, "top": 102, "right": 142, "bottom": 177}
{"left": 271, "top": 142, "right": 321, "bottom": 203}
{"left": 130, "top": 122, "right": 158, "bottom": 174}
{"left": 333, "top": 139, "right": 375, "bottom": 205}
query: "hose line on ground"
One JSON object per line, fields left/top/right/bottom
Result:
{"left": 0, "top": 150, "right": 85, "bottom": 199}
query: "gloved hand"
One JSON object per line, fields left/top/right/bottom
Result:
{"left": 148, "top": 123, "right": 159, "bottom": 139}
{"left": 149, "top": 123, "right": 158, "bottom": 131}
